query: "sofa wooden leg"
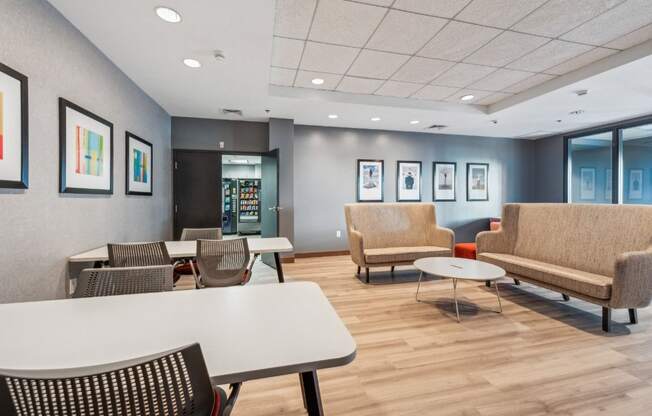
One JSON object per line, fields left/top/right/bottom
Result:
{"left": 513, "top": 279, "right": 521, "bottom": 285}
{"left": 562, "top": 294, "right": 570, "bottom": 301}
{"left": 390, "top": 266, "right": 395, "bottom": 274}
{"left": 602, "top": 307, "right": 612, "bottom": 332}
{"left": 485, "top": 281, "right": 491, "bottom": 288}
{"left": 629, "top": 309, "right": 638, "bottom": 325}
{"left": 357, "top": 266, "right": 361, "bottom": 275}
{"left": 365, "top": 268, "right": 370, "bottom": 284}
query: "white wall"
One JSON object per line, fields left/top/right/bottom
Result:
{"left": 0, "top": 0, "right": 172, "bottom": 303}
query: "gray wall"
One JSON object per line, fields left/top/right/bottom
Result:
{"left": 293, "top": 125, "right": 536, "bottom": 251}
{"left": 0, "top": 0, "right": 172, "bottom": 303}
{"left": 172, "top": 117, "right": 268, "bottom": 152}
{"left": 532, "top": 135, "right": 565, "bottom": 202}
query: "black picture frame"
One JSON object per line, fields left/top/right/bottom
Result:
{"left": 466, "top": 163, "right": 489, "bottom": 201}
{"left": 396, "top": 160, "right": 421, "bottom": 202}
{"left": 433, "top": 161, "right": 456, "bottom": 202}
{"left": 0, "top": 62, "right": 28, "bottom": 189}
{"left": 125, "top": 132, "right": 153, "bottom": 196}
{"left": 59, "top": 98, "right": 114, "bottom": 194}
{"left": 356, "top": 159, "right": 384, "bottom": 202}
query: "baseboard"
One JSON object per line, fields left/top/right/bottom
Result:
{"left": 295, "top": 250, "right": 350, "bottom": 259}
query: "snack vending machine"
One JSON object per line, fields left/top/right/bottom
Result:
{"left": 221, "top": 178, "right": 238, "bottom": 234}
{"left": 237, "top": 179, "right": 261, "bottom": 235}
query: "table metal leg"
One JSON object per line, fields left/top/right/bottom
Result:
{"left": 299, "top": 373, "right": 307, "bottom": 409}
{"left": 415, "top": 271, "right": 424, "bottom": 302}
{"left": 274, "top": 252, "right": 285, "bottom": 283}
{"left": 494, "top": 280, "right": 503, "bottom": 313}
{"left": 453, "top": 278, "right": 460, "bottom": 322}
{"left": 300, "top": 370, "right": 324, "bottom": 416}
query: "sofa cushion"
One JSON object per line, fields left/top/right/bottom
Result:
{"left": 364, "top": 246, "right": 451, "bottom": 264}
{"left": 478, "top": 252, "right": 612, "bottom": 299}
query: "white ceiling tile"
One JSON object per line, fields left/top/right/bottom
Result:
{"left": 271, "top": 37, "right": 305, "bottom": 68}
{"left": 336, "top": 76, "right": 385, "bottom": 94}
{"left": 507, "top": 40, "right": 593, "bottom": 72}
{"left": 418, "top": 21, "right": 502, "bottom": 61}
{"left": 432, "top": 63, "right": 497, "bottom": 88}
{"left": 463, "top": 31, "right": 549, "bottom": 67}
{"left": 456, "top": 0, "right": 548, "bottom": 29}
{"left": 294, "top": 70, "right": 342, "bottom": 89}
{"left": 300, "top": 41, "right": 360, "bottom": 74}
{"left": 308, "top": 0, "right": 387, "bottom": 47}
{"left": 355, "top": 0, "right": 394, "bottom": 6}
{"left": 392, "top": 0, "right": 472, "bottom": 18}
{"left": 374, "top": 80, "right": 424, "bottom": 98}
{"left": 604, "top": 22, "right": 652, "bottom": 49}
{"left": 445, "top": 89, "right": 494, "bottom": 103}
{"left": 391, "top": 57, "right": 455, "bottom": 83}
{"left": 412, "top": 85, "right": 459, "bottom": 100}
{"left": 475, "top": 92, "right": 513, "bottom": 105}
{"left": 468, "top": 68, "right": 533, "bottom": 91}
{"left": 348, "top": 50, "right": 410, "bottom": 79}
{"left": 544, "top": 47, "right": 617, "bottom": 75}
{"left": 366, "top": 10, "right": 447, "bottom": 54}
{"left": 512, "top": 0, "right": 625, "bottom": 38}
{"left": 561, "top": 0, "right": 652, "bottom": 45}
{"left": 502, "top": 73, "right": 555, "bottom": 93}
{"left": 269, "top": 67, "right": 296, "bottom": 86}
{"left": 274, "top": 0, "right": 317, "bottom": 39}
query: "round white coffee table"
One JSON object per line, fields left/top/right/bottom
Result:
{"left": 414, "top": 257, "right": 506, "bottom": 322}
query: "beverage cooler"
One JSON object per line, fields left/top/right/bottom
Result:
{"left": 221, "top": 178, "right": 238, "bottom": 234}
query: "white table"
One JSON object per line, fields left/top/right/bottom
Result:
{"left": 414, "top": 257, "right": 506, "bottom": 322}
{"left": 0, "top": 282, "right": 355, "bottom": 415}
{"left": 69, "top": 237, "right": 294, "bottom": 283}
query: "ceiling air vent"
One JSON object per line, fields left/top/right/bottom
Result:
{"left": 221, "top": 108, "right": 243, "bottom": 116}
{"left": 426, "top": 124, "right": 447, "bottom": 130}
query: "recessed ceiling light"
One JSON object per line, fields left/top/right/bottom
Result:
{"left": 371, "top": 117, "right": 381, "bottom": 122}
{"left": 183, "top": 58, "right": 201, "bottom": 68}
{"left": 155, "top": 7, "right": 182, "bottom": 23}
{"left": 328, "top": 114, "right": 338, "bottom": 119}
{"left": 410, "top": 120, "right": 420, "bottom": 125}
{"left": 461, "top": 94, "right": 475, "bottom": 101}
{"left": 311, "top": 78, "right": 324, "bottom": 85}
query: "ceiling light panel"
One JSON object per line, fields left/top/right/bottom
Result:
{"left": 392, "top": 0, "right": 472, "bottom": 18}
{"left": 308, "top": 0, "right": 386, "bottom": 47}
{"left": 155, "top": 7, "right": 181, "bottom": 23}
{"left": 366, "top": 10, "right": 447, "bottom": 54}
{"left": 391, "top": 57, "right": 455, "bottom": 83}
{"left": 347, "top": 50, "right": 410, "bottom": 79}
{"left": 464, "top": 31, "right": 549, "bottom": 67}
{"left": 300, "top": 42, "right": 359, "bottom": 74}
{"left": 271, "top": 37, "right": 305, "bottom": 68}
{"left": 418, "top": 21, "right": 502, "bottom": 62}
{"left": 456, "top": 0, "right": 548, "bottom": 29}
{"left": 274, "top": 0, "right": 317, "bottom": 38}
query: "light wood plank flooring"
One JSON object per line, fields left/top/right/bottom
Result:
{"left": 230, "top": 255, "right": 652, "bottom": 416}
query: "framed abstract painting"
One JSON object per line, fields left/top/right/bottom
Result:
{"left": 357, "top": 159, "right": 383, "bottom": 202}
{"left": 466, "top": 163, "right": 489, "bottom": 201}
{"left": 59, "top": 98, "right": 113, "bottom": 194}
{"left": 396, "top": 160, "right": 421, "bottom": 202}
{"left": 0, "top": 62, "right": 28, "bottom": 189}
{"left": 126, "top": 132, "right": 153, "bottom": 196}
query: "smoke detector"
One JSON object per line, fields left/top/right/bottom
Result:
{"left": 214, "top": 50, "right": 226, "bottom": 62}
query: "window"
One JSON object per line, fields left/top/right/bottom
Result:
{"left": 566, "top": 131, "right": 613, "bottom": 204}
{"left": 621, "top": 123, "right": 652, "bottom": 204}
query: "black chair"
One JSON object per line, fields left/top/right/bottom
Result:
{"left": 0, "top": 343, "right": 240, "bottom": 416}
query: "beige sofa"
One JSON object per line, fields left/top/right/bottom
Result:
{"left": 477, "top": 203, "right": 652, "bottom": 332}
{"left": 344, "top": 203, "right": 454, "bottom": 283}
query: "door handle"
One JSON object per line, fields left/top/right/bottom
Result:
{"left": 268, "top": 206, "right": 283, "bottom": 212}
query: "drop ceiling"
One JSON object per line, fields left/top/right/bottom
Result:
{"left": 47, "top": 0, "right": 652, "bottom": 138}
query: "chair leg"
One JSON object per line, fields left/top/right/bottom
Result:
{"left": 513, "top": 279, "right": 521, "bottom": 285}
{"left": 562, "top": 294, "right": 570, "bottom": 301}
{"left": 390, "top": 266, "right": 395, "bottom": 274}
{"left": 365, "top": 268, "right": 370, "bottom": 284}
{"left": 629, "top": 308, "right": 638, "bottom": 325}
{"left": 602, "top": 307, "right": 612, "bottom": 332}
{"left": 357, "top": 266, "right": 361, "bottom": 275}
{"left": 485, "top": 281, "right": 491, "bottom": 288}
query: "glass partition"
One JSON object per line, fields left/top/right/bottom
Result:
{"left": 621, "top": 123, "right": 652, "bottom": 204}
{"left": 567, "top": 132, "right": 613, "bottom": 203}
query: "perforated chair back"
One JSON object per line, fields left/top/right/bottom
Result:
{"left": 73, "top": 265, "right": 174, "bottom": 298}
{"left": 180, "top": 228, "right": 223, "bottom": 241}
{"left": 195, "top": 238, "right": 250, "bottom": 287}
{"left": 0, "top": 343, "right": 216, "bottom": 416}
{"left": 108, "top": 241, "right": 171, "bottom": 267}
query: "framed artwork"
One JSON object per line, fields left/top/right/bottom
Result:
{"left": 0, "top": 62, "right": 28, "bottom": 189}
{"left": 396, "top": 160, "right": 421, "bottom": 202}
{"left": 629, "top": 169, "right": 643, "bottom": 200}
{"left": 357, "top": 159, "right": 383, "bottom": 202}
{"left": 579, "top": 167, "right": 595, "bottom": 200}
{"left": 605, "top": 169, "right": 612, "bottom": 201}
{"left": 126, "top": 132, "right": 153, "bottom": 196}
{"left": 433, "top": 162, "right": 456, "bottom": 201}
{"left": 59, "top": 98, "right": 113, "bottom": 194}
{"left": 466, "top": 163, "right": 489, "bottom": 201}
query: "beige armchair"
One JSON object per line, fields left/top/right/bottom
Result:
{"left": 344, "top": 203, "right": 454, "bottom": 283}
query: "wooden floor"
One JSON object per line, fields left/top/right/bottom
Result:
{"left": 233, "top": 255, "right": 652, "bottom": 416}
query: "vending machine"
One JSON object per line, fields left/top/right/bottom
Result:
{"left": 237, "top": 179, "right": 261, "bottom": 235}
{"left": 221, "top": 178, "right": 238, "bottom": 234}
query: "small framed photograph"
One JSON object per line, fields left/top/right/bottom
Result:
{"left": 467, "top": 163, "right": 489, "bottom": 201}
{"left": 396, "top": 160, "right": 421, "bottom": 202}
{"left": 126, "top": 132, "right": 153, "bottom": 196}
{"left": 59, "top": 98, "right": 113, "bottom": 194}
{"left": 0, "top": 62, "right": 28, "bottom": 189}
{"left": 357, "top": 159, "right": 383, "bottom": 202}
{"left": 629, "top": 169, "right": 643, "bottom": 200}
{"left": 433, "top": 162, "right": 456, "bottom": 201}
{"left": 579, "top": 167, "right": 595, "bottom": 200}
{"left": 605, "top": 169, "right": 612, "bottom": 201}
